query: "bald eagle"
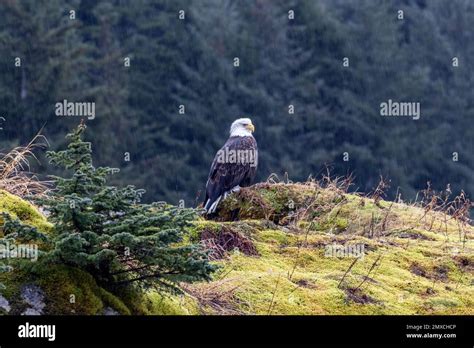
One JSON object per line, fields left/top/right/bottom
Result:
{"left": 204, "top": 118, "right": 258, "bottom": 214}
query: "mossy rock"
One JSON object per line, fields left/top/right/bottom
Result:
{"left": 0, "top": 191, "right": 150, "bottom": 315}
{"left": 0, "top": 189, "right": 52, "bottom": 233}
{"left": 0, "top": 263, "right": 136, "bottom": 315}
{"left": 216, "top": 183, "right": 323, "bottom": 223}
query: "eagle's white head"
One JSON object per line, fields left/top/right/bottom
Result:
{"left": 230, "top": 118, "right": 255, "bottom": 137}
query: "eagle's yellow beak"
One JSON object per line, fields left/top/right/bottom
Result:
{"left": 246, "top": 123, "right": 255, "bottom": 132}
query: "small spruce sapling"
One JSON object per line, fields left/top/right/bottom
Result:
{"left": 35, "top": 123, "right": 215, "bottom": 291}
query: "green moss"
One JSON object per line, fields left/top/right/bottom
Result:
{"left": 185, "top": 183, "right": 474, "bottom": 315}
{"left": 35, "top": 265, "right": 131, "bottom": 315}
{"left": 98, "top": 287, "right": 131, "bottom": 315}
{"left": 188, "top": 219, "right": 222, "bottom": 242}
{"left": 2, "top": 183, "right": 473, "bottom": 315}
{"left": 313, "top": 216, "right": 349, "bottom": 233}
{"left": 0, "top": 264, "right": 134, "bottom": 315}
{"left": 147, "top": 291, "right": 200, "bottom": 315}
{"left": 0, "top": 190, "right": 52, "bottom": 233}
{"left": 257, "top": 229, "right": 296, "bottom": 245}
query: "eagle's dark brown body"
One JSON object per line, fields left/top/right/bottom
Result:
{"left": 204, "top": 135, "right": 258, "bottom": 214}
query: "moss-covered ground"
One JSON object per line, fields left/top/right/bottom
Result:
{"left": 168, "top": 183, "right": 474, "bottom": 315}
{"left": 0, "top": 184, "right": 472, "bottom": 315}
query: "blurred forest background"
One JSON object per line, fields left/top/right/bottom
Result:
{"left": 0, "top": 0, "right": 472, "bottom": 205}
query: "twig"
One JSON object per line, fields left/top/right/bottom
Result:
{"left": 355, "top": 254, "right": 382, "bottom": 291}
{"left": 267, "top": 273, "right": 281, "bottom": 315}
{"left": 337, "top": 257, "right": 359, "bottom": 289}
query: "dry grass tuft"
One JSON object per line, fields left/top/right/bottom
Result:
{"left": 181, "top": 278, "right": 244, "bottom": 315}
{"left": 200, "top": 225, "right": 258, "bottom": 260}
{"left": 0, "top": 133, "right": 50, "bottom": 198}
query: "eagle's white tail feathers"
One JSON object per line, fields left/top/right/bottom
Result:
{"left": 205, "top": 195, "right": 222, "bottom": 214}
{"left": 205, "top": 185, "right": 241, "bottom": 214}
